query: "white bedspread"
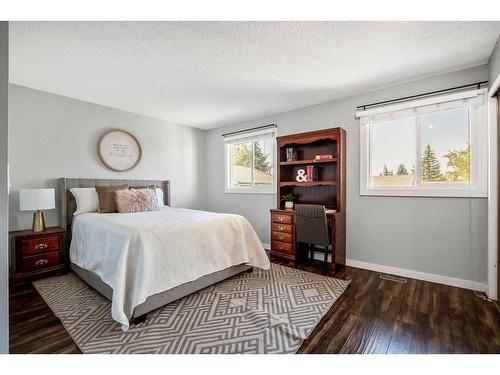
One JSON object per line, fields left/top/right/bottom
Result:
{"left": 69, "top": 207, "right": 270, "bottom": 330}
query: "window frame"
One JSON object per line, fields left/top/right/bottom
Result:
{"left": 224, "top": 128, "right": 276, "bottom": 194}
{"left": 359, "top": 88, "right": 488, "bottom": 198}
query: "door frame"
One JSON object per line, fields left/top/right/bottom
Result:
{"left": 487, "top": 74, "right": 500, "bottom": 300}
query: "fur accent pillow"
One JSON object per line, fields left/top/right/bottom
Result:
{"left": 114, "top": 188, "right": 159, "bottom": 213}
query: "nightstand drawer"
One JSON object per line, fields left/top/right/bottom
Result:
{"left": 272, "top": 231, "right": 292, "bottom": 243}
{"left": 21, "top": 236, "right": 60, "bottom": 256}
{"left": 271, "top": 214, "right": 293, "bottom": 224}
{"left": 271, "top": 222, "right": 292, "bottom": 234}
{"left": 271, "top": 240, "right": 293, "bottom": 254}
{"left": 21, "top": 252, "right": 61, "bottom": 273}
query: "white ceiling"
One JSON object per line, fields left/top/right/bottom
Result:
{"left": 9, "top": 21, "right": 500, "bottom": 130}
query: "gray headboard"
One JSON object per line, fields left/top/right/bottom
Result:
{"left": 57, "top": 178, "right": 171, "bottom": 231}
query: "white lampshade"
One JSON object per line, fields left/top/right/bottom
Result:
{"left": 19, "top": 189, "right": 55, "bottom": 211}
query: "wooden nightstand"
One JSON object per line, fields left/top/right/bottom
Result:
{"left": 10, "top": 227, "right": 67, "bottom": 282}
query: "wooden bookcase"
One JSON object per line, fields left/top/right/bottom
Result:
{"left": 270, "top": 127, "right": 346, "bottom": 274}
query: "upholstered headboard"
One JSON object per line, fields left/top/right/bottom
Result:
{"left": 57, "top": 178, "right": 171, "bottom": 231}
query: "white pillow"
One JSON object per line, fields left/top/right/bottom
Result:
{"left": 156, "top": 188, "right": 166, "bottom": 208}
{"left": 70, "top": 187, "right": 99, "bottom": 215}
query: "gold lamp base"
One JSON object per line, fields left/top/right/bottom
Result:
{"left": 32, "top": 210, "right": 46, "bottom": 232}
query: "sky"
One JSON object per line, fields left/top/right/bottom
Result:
{"left": 370, "top": 107, "right": 469, "bottom": 176}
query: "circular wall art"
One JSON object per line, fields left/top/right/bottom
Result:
{"left": 97, "top": 129, "right": 142, "bottom": 172}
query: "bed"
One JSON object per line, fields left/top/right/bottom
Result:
{"left": 57, "top": 178, "right": 270, "bottom": 331}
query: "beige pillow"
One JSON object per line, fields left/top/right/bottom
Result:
{"left": 96, "top": 185, "right": 129, "bottom": 213}
{"left": 114, "top": 188, "right": 159, "bottom": 213}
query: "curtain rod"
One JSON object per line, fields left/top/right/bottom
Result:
{"left": 222, "top": 124, "right": 276, "bottom": 138}
{"left": 356, "top": 81, "right": 488, "bottom": 111}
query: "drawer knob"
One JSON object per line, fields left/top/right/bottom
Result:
{"left": 278, "top": 216, "right": 284, "bottom": 221}
{"left": 279, "top": 225, "right": 285, "bottom": 231}
{"left": 278, "top": 234, "right": 285, "bottom": 240}
{"left": 35, "top": 243, "right": 48, "bottom": 250}
{"left": 35, "top": 259, "right": 48, "bottom": 266}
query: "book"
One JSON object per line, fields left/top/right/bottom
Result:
{"left": 306, "top": 165, "right": 318, "bottom": 182}
{"left": 312, "top": 166, "right": 318, "bottom": 181}
{"left": 314, "top": 154, "right": 333, "bottom": 160}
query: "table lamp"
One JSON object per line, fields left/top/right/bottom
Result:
{"left": 19, "top": 188, "right": 55, "bottom": 232}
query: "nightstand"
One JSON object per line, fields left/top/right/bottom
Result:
{"left": 10, "top": 227, "right": 67, "bottom": 282}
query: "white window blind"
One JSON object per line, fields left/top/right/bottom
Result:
{"left": 357, "top": 89, "right": 484, "bottom": 124}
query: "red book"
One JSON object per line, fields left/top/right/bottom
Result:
{"left": 306, "top": 166, "right": 312, "bottom": 182}
{"left": 315, "top": 154, "right": 333, "bottom": 160}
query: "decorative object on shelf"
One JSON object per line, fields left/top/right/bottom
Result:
{"left": 296, "top": 168, "right": 307, "bottom": 182}
{"left": 306, "top": 165, "right": 319, "bottom": 182}
{"left": 19, "top": 188, "right": 55, "bottom": 232}
{"left": 281, "top": 193, "right": 295, "bottom": 210}
{"left": 315, "top": 154, "right": 334, "bottom": 161}
{"left": 98, "top": 129, "right": 142, "bottom": 172}
{"left": 286, "top": 147, "right": 297, "bottom": 161}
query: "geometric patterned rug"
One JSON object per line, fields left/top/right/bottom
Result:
{"left": 33, "top": 264, "right": 350, "bottom": 354}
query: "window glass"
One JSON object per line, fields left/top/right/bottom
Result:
{"left": 225, "top": 132, "right": 275, "bottom": 192}
{"left": 230, "top": 142, "right": 252, "bottom": 188}
{"left": 420, "top": 107, "right": 470, "bottom": 184}
{"left": 253, "top": 138, "right": 274, "bottom": 186}
{"left": 370, "top": 117, "right": 416, "bottom": 186}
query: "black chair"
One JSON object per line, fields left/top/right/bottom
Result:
{"left": 294, "top": 204, "right": 331, "bottom": 275}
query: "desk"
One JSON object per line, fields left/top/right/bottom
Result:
{"left": 269, "top": 209, "right": 345, "bottom": 274}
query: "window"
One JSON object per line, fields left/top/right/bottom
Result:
{"left": 224, "top": 126, "right": 276, "bottom": 193}
{"left": 359, "top": 88, "right": 488, "bottom": 197}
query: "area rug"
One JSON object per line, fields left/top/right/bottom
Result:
{"left": 33, "top": 263, "right": 350, "bottom": 354}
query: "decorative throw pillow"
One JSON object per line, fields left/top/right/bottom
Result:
{"left": 130, "top": 185, "right": 166, "bottom": 207}
{"left": 155, "top": 188, "right": 166, "bottom": 208}
{"left": 70, "top": 187, "right": 99, "bottom": 215}
{"left": 114, "top": 188, "right": 159, "bottom": 213}
{"left": 95, "top": 185, "right": 129, "bottom": 213}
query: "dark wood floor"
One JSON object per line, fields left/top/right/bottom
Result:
{"left": 9, "top": 259, "right": 500, "bottom": 354}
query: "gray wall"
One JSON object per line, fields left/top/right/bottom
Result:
{"left": 0, "top": 22, "right": 8, "bottom": 354}
{"left": 489, "top": 36, "right": 500, "bottom": 90}
{"left": 205, "top": 65, "right": 489, "bottom": 283}
{"left": 8, "top": 85, "right": 207, "bottom": 231}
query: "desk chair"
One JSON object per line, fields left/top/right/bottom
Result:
{"left": 294, "top": 204, "right": 331, "bottom": 275}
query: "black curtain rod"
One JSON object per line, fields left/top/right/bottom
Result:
{"left": 356, "top": 81, "right": 488, "bottom": 111}
{"left": 222, "top": 124, "right": 276, "bottom": 138}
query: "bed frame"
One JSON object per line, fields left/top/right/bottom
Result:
{"left": 57, "top": 178, "right": 251, "bottom": 324}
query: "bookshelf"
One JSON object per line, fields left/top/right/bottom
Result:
{"left": 276, "top": 128, "right": 345, "bottom": 211}
{"left": 270, "top": 127, "right": 346, "bottom": 274}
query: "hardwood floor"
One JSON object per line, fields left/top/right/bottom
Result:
{"left": 9, "top": 259, "right": 500, "bottom": 354}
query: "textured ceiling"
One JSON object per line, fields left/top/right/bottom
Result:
{"left": 9, "top": 21, "right": 500, "bottom": 129}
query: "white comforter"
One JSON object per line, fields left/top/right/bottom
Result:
{"left": 70, "top": 207, "right": 270, "bottom": 330}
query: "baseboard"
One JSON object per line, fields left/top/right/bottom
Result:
{"left": 262, "top": 242, "right": 486, "bottom": 292}
{"left": 346, "top": 259, "right": 487, "bottom": 292}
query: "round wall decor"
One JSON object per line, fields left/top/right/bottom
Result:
{"left": 97, "top": 129, "right": 142, "bottom": 172}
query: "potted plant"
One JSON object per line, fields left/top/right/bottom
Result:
{"left": 281, "top": 193, "right": 295, "bottom": 210}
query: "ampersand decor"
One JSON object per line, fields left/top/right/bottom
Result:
{"left": 296, "top": 169, "right": 307, "bottom": 182}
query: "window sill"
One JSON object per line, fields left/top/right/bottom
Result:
{"left": 224, "top": 188, "right": 276, "bottom": 195}
{"left": 360, "top": 186, "right": 487, "bottom": 198}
